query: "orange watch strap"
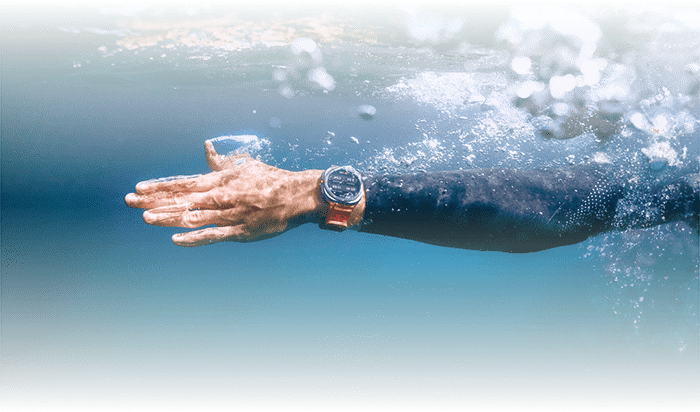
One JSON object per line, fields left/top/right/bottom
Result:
{"left": 326, "top": 202, "right": 355, "bottom": 228}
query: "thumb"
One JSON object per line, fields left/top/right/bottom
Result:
{"left": 205, "top": 140, "right": 227, "bottom": 171}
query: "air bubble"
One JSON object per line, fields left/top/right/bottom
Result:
{"left": 358, "top": 104, "right": 377, "bottom": 120}
{"left": 270, "top": 117, "right": 282, "bottom": 128}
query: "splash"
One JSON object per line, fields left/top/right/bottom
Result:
{"left": 641, "top": 141, "right": 682, "bottom": 170}
{"left": 207, "top": 135, "right": 271, "bottom": 157}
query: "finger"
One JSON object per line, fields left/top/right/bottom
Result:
{"left": 135, "top": 172, "right": 221, "bottom": 195}
{"left": 172, "top": 225, "right": 251, "bottom": 247}
{"left": 144, "top": 206, "right": 236, "bottom": 228}
{"left": 205, "top": 140, "right": 259, "bottom": 171}
{"left": 126, "top": 189, "right": 212, "bottom": 209}
{"left": 205, "top": 140, "right": 227, "bottom": 171}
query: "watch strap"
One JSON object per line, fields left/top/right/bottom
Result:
{"left": 322, "top": 202, "right": 355, "bottom": 231}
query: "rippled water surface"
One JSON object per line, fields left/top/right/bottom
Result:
{"left": 2, "top": 2, "right": 698, "bottom": 411}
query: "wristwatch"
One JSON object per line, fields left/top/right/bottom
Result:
{"left": 320, "top": 165, "right": 364, "bottom": 231}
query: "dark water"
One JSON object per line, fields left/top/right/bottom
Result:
{"left": 2, "top": 3, "right": 698, "bottom": 411}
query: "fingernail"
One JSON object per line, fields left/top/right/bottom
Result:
{"left": 125, "top": 193, "right": 136, "bottom": 205}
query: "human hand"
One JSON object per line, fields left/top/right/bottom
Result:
{"left": 125, "top": 141, "right": 328, "bottom": 246}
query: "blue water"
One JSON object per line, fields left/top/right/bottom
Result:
{"left": 2, "top": 3, "right": 698, "bottom": 411}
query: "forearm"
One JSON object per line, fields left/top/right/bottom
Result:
{"left": 357, "top": 165, "right": 611, "bottom": 252}
{"left": 298, "top": 164, "right": 697, "bottom": 252}
{"left": 357, "top": 165, "right": 698, "bottom": 253}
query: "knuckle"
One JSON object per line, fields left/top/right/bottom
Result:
{"left": 169, "top": 192, "right": 184, "bottom": 204}
{"left": 182, "top": 211, "right": 200, "bottom": 228}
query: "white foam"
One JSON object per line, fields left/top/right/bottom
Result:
{"left": 641, "top": 141, "right": 681, "bottom": 169}
{"left": 207, "top": 135, "right": 270, "bottom": 156}
{"left": 652, "top": 114, "right": 668, "bottom": 135}
{"left": 209, "top": 135, "right": 258, "bottom": 144}
{"left": 591, "top": 152, "right": 612, "bottom": 164}
{"left": 386, "top": 71, "right": 507, "bottom": 113}
{"left": 423, "top": 138, "right": 440, "bottom": 149}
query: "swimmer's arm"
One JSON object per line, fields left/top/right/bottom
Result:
{"left": 358, "top": 166, "right": 620, "bottom": 253}
{"left": 125, "top": 142, "right": 697, "bottom": 249}
{"left": 358, "top": 167, "right": 698, "bottom": 252}
{"left": 125, "top": 143, "right": 611, "bottom": 251}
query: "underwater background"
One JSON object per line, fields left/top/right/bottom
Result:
{"left": 2, "top": 1, "right": 698, "bottom": 411}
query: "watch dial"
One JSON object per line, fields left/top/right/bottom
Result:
{"left": 328, "top": 169, "right": 361, "bottom": 201}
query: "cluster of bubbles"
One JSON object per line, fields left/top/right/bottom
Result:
{"left": 377, "top": 6, "right": 699, "bottom": 173}
{"left": 206, "top": 135, "right": 272, "bottom": 163}
{"left": 496, "top": 5, "right": 700, "bottom": 154}
{"left": 503, "top": 8, "right": 699, "bottom": 334}
{"left": 273, "top": 37, "right": 336, "bottom": 98}
{"left": 582, "top": 221, "right": 698, "bottom": 348}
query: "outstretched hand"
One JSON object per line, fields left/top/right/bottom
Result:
{"left": 125, "top": 141, "right": 328, "bottom": 247}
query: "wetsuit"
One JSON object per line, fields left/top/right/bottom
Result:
{"left": 359, "top": 165, "right": 699, "bottom": 253}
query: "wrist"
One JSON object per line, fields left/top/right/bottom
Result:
{"left": 291, "top": 169, "right": 325, "bottom": 224}
{"left": 298, "top": 168, "right": 366, "bottom": 228}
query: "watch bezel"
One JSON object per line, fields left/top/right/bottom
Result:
{"left": 321, "top": 165, "right": 364, "bottom": 205}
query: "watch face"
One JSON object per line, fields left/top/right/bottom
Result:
{"left": 322, "top": 166, "right": 363, "bottom": 204}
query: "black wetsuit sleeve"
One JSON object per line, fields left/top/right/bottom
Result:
{"left": 358, "top": 165, "right": 699, "bottom": 253}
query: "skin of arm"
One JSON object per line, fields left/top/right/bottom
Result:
{"left": 124, "top": 141, "right": 365, "bottom": 246}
